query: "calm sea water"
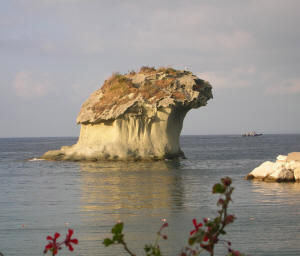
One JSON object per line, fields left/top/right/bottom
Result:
{"left": 0, "top": 135, "right": 300, "bottom": 256}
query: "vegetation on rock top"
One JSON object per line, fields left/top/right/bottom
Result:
{"left": 90, "top": 66, "right": 209, "bottom": 117}
{"left": 76, "top": 65, "right": 212, "bottom": 124}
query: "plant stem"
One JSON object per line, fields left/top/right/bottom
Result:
{"left": 121, "top": 241, "right": 136, "bottom": 256}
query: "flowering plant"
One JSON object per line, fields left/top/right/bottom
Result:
{"left": 103, "top": 220, "right": 168, "bottom": 256}
{"left": 104, "top": 177, "right": 246, "bottom": 256}
{"left": 38, "top": 177, "right": 246, "bottom": 256}
{"left": 181, "top": 177, "right": 243, "bottom": 256}
{"left": 44, "top": 229, "right": 78, "bottom": 255}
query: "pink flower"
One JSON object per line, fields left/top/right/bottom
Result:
{"left": 190, "top": 219, "right": 203, "bottom": 235}
{"left": 44, "top": 232, "right": 61, "bottom": 255}
{"left": 64, "top": 229, "right": 78, "bottom": 251}
{"left": 233, "top": 250, "right": 241, "bottom": 256}
{"left": 217, "top": 198, "right": 225, "bottom": 206}
{"left": 222, "top": 177, "right": 232, "bottom": 186}
{"left": 157, "top": 221, "right": 168, "bottom": 240}
{"left": 161, "top": 222, "right": 168, "bottom": 229}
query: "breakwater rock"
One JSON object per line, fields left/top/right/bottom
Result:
{"left": 246, "top": 152, "right": 300, "bottom": 182}
{"left": 42, "top": 67, "right": 212, "bottom": 161}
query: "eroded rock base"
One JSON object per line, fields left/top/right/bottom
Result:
{"left": 42, "top": 107, "right": 187, "bottom": 161}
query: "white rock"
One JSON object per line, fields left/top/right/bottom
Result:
{"left": 276, "top": 155, "right": 287, "bottom": 161}
{"left": 247, "top": 152, "right": 300, "bottom": 182}
{"left": 285, "top": 160, "right": 300, "bottom": 170}
{"left": 247, "top": 161, "right": 276, "bottom": 179}
{"left": 274, "top": 161, "right": 286, "bottom": 169}
{"left": 268, "top": 168, "right": 294, "bottom": 182}
{"left": 294, "top": 167, "right": 300, "bottom": 181}
{"left": 287, "top": 152, "right": 300, "bottom": 162}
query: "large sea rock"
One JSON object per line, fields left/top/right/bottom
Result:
{"left": 42, "top": 67, "right": 213, "bottom": 161}
{"left": 246, "top": 152, "right": 300, "bottom": 182}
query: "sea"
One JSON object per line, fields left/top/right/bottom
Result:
{"left": 0, "top": 134, "right": 300, "bottom": 256}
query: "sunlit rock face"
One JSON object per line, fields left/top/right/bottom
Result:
{"left": 42, "top": 67, "right": 213, "bottom": 161}
{"left": 246, "top": 152, "right": 300, "bottom": 182}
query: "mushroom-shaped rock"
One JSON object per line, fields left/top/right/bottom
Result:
{"left": 42, "top": 67, "right": 213, "bottom": 161}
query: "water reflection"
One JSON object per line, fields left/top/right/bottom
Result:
{"left": 79, "top": 159, "right": 181, "bottom": 171}
{"left": 235, "top": 180, "right": 300, "bottom": 256}
{"left": 250, "top": 180, "right": 300, "bottom": 205}
{"left": 77, "top": 159, "right": 300, "bottom": 256}
{"left": 78, "top": 160, "right": 185, "bottom": 221}
{"left": 77, "top": 160, "right": 188, "bottom": 255}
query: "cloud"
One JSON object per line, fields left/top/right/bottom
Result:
{"left": 266, "top": 79, "right": 300, "bottom": 95}
{"left": 198, "top": 67, "right": 256, "bottom": 89}
{"left": 13, "top": 71, "right": 50, "bottom": 99}
{"left": 8, "top": 1, "right": 255, "bottom": 57}
{"left": 2, "top": 1, "right": 300, "bottom": 132}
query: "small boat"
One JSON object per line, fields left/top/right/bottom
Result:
{"left": 242, "top": 131, "right": 263, "bottom": 137}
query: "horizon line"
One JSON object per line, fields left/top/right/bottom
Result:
{"left": 1, "top": 132, "right": 300, "bottom": 139}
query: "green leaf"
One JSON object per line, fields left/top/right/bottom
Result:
{"left": 103, "top": 238, "right": 113, "bottom": 246}
{"left": 115, "top": 233, "right": 124, "bottom": 243}
{"left": 144, "top": 244, "right": 162, "bottom": 256}
{"left": 207, "top": 221, "right": 214, "bottom": 227}
{"left": 188, "top": 236, "right": 197, "bottom": 246}
{"left": 220, "top": 230, "right": 226, "bottom": 235}
{"left": 144, "top": 245, "right": 151, "bottom": 252}
{"left": 112, "top": 222, "right": 124, "bottom": 234}
{"left": 214, "top": 216, "right": 221, "bottom": 223}
{"left": 213, "top": 183, "right": 225, "bottom": 194}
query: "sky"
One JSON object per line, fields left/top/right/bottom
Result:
{"left": 0, "top": 0, "right": 300, "bottom": 137}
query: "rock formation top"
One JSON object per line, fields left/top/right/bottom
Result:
{"left": 77, "top": 66, "right": 213, "bottom": 124}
